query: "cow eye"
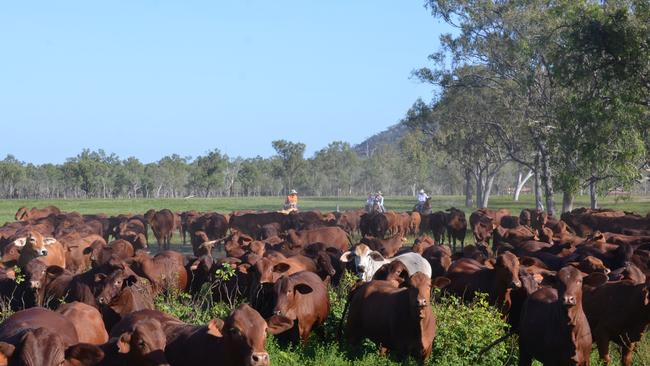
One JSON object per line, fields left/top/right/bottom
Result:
{"left": 115, "top": 280, "right": 122, "bottom": 286}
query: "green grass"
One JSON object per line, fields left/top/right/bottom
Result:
{"left": 1, "top": 194, "right": 649, "bottom": 225}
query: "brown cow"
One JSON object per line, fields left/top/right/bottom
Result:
{"left": 285, "top": 227, "right": 349, "bottom": 251}
{"left": 583, "top": 278, "right": 650, "bottom": 366}
{"left": 15, "top": 206, "right": 61, "bottom": 221}
{"left": 85, "top": 239, "right": 135, "bottom": 268}
{"left": 103, "top": 314, "right": 170, "bottom": 366}
{"left": 117, "top": 218, "right": 148, "bottom": 250}
{"left": 345, "top": 272, "right": 444, "bottom": 361}
{"left": 408, "top": 212, "right": 422, "bottom": 235}
{"left": 429, "top": 211, "right": 448, "bottom": 245}
{"left": 113, "top": 305, "right": 279, "bottom": 366}
{"left": 59, "top": 233, "right": 106, "bottom": 274}
{"left": 0, "top": 307, "right": 104, "bottom": 366}
{"left": 359, "top": 235, "right": 405, "bottom": 258}
{"left": 266, "top": 271, "right": 329, "bottom": 343}
{"left": 518, "top": 266, "right": 602, "bottom": 366}
{"left": 129, "top": 251, "right": 188, "bottom": 293}
{"left": 14, "top": 231, "right": 66, "bottom": 269}
{"left": 56, "top": 302, "right": 109, "bottom": 345}
{"left": 148, "top": 209, "right": 176, "bottom": 251}
{"left": 445, "top": 251, "right": 522, "bottom": 313}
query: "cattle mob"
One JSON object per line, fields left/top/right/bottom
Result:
{"left": 0, "top": 205, "right": 648, "bottom": 365}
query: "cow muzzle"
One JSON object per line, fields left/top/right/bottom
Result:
{"left": 38, "top": 249, "right": 48, "bottom": 256}
{"left": 510, "top": 279, "right": 522, "bottom": 288}
{"left": 30, "top": 280, "right": 41, "bottom": 289}
{"left": 563, "top": 295, "right": 577, "bottom": 306}
{"left": 249, "top": 352, "right": 269, "bottom": 366}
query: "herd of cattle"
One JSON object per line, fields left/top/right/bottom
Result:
{"left": 0, "top": 205, "right": 649, "bottom": 365}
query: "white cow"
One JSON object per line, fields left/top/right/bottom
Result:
{"left": 340, "top": 244, "right": 432, "bottom": 281}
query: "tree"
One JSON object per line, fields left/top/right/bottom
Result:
{"left": 189, "top": 149, "right": 226, "bottom": 197}
{"left": 272, "top": 140, "right": 306, "bottom": 193}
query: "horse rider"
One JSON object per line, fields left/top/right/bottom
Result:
{"left": 416, "top": 189, "right": 429, "bottom": 211}
{"left": 284, "top": 189, "right": 299, "bottom": 210}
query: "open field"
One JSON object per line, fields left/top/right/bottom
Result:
{"left": 2, "top": 194, "right": 649, "bottom": 224}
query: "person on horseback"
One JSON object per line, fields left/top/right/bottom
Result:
{"left": 365, "top": 192, "right": 375, "bottom": 212}
{"left": 374, "top": 191, "right": 385, "bottom": 213}
{"left": 416, "top": 189, "right": 429, "bottom": 212}
{"left": 284, "top": 189, "right": 299, "bottom": 210}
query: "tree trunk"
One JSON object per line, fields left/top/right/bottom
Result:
{"left": 482, "top": 173, "right": 497, "bottom": 208}
{"left": 514, "top": 170, "right": 534, "bottom": 201}
{"left": 534, "top": 154, "right": 544, "bottom": 211}
{"left": 590, "top": 180, "right": 598, "bottom": 209}
{"left": 464, "top": 169, "right": 473, "bottom": 208}
{"left": 540, "top": 147, "right": 555, "bottom": 216}
{"left": 562, "top": 190, "right": 574, "bottom": 213}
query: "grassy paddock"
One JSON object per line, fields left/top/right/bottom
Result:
{"left": 1, "top": 194, "right": 649, "bottom": 224}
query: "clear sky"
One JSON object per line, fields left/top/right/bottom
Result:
{"left": 0, "top": 1, "right": 449, "bottom": 164}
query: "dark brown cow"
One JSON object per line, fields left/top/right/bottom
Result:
{"left": 336, "top": 210, "right": 362, "bottom": 234}
{"left": 445, "top": 252, "right": 522, "bottom": 313}
{"left": 429, "top": 211, "right": 448, "bottom": 245}
{"left": 129, "top": 251, "right": 188, "bottom": 293}
{"left": 285, "top": 227, "right": 349, "bottom": 251}
{"left": 446, "top": 208, "right": 467, "bottom": 252}
{"left": 422, "top": 244, "right": 452, "bottom": 278}
{"left": 0, "top": 307, "right": 103, "bottom": 366}
{"left": 104, "top": 313, "right": 170, "bottom": 366}
{"left": 359, "top": 235, "right": 405, "bottom": 258}
{"left": 345, "top": 272, "right": 443, "bottom": 361}
{"left": 56, "top": 302, "right": 108, "bottom": 345}
{"left": 148, "top": 209, "right": 176, "bottom": 251}
{"left": 59, "top": 233, "right": 106, "bottom": 274}
{"left": 95, "top": 268, "right": 155, "bottom": 330}
{"left": 518, "top": 266, "right": 601, "bottom": 366}
{"left": 266, "top": 271, "right": 329, "bottom": 343}
{"left": 371, "top": 260, "right": 410, "bottom": 286}
{"left": 112, "top": 305, "right": 277, "bottom": 366}
{"left": 116, "top": 218, "right": 148, "bottom": 250}
{"left": 85, "top": 239, "right": 135, "bottom": 268}
{"left": 583, "top": 278, "right": 650, "bottom": 366}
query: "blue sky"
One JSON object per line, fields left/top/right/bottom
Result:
{"left": 0, "top": 1, "right": 449, "bottom": 163}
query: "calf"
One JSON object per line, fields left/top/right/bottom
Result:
{"left": 583, "top": 278, "right": 650, "bottom": 366}
{"left": 518, "top": 266, "right": 599, "bottom": 366}
{"left": 429, "top": 211, "right": 448, "bottom": 245}
{"left": 129, "top": 251, "right": 188, "bottom": 293}
{"left": 359, "top": 235, "right": 405, "bottom": 258}
{"left": 340, "top": 244, "right": 432, "bottom": 282}
{"left": 345, "top": 272, "right": 441, "bottom": 361}
{"left": 266, "top": 271, "right": 329, "bottom": 343}
{"left": 148, "top": 209, "right": 176, "bottom": 251}
{"left": 446, "top": 208, "right": 467, "bottom": 252}
{"left": 0, "top": 307, "right": 103, "bottom": 366}
{"left": 105, "top": 313, "right": 170, "bottom": 366}
{"left": 114, "top": 305, "right": 277, "bottom": 366}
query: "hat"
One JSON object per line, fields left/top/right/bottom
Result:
{"left": 377, "top": 191, "right": 382, "bottom": 195}
{"left": 290, "top": 189, "right": 297, "bottom": 194}
{"left": 419, "top": 189, "right": 425, "bottom": 194}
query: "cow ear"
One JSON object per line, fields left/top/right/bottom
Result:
{"left": 45, "top": 266, "right": 65, "bottom": 279}
{"left": 266, "top": 315, "right": 294, "bottom": 335}
{"left": 94, "top": 273, "right": 107, "bottom": 283}
{"left": 272, "top": 263, "right": 291, "bottom": 274}
{"left": 369, "top": 251, "right": 385, "bottom": 262}
{"left": 43, "top": 238, "right": 57, "bottom": 246}
{"left": 432, "top": 276, "right": 451, "bottom": 289}
{"left": 207, "top": 319, "right": 224, "bottom": 338}
{"left": 65, "top": 343, "right": 104, "bottom": 365}
{"left": 583, "top": 272, "right": 608, "bottom": 288}
{"left": 117, "top": 332, "right": 131, "bottom": 353}
{"left": 237, "top": 264, "right": 250, "bottom": 274}
{"left": 339, "top": 251, "right": 353, "bottom": 263}
{"left": 294, "top": 283, "right": 313, "bottom": 295}
{"left": 0, "top": 341, "right": 15, "bottom": 365}
{"left": 12, "top": 238, "right": 26, "bottom": 248}
{"left": 190, "top": 260, "right": 200, "bottom": 271}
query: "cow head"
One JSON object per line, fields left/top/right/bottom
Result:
{"left": 14, "top": 231, "right": 57, "bottom": 257}
{"left": 116, "top": 318, "right": 170, "bottom": 366}
{"left": 209, "top": 304, "right": 274, "bottom": 366}
{"left": 372, "top": 260, "right": 409, "bottom": 285}
{"left": 570, "top": 256, "right": 611, "bottom": 275}
{"left": 23, "top": 259, "right": 48, "bottom": 290}
{"left": 269, "top": 275, "right": 314, "bottom": 325}
{"left": 0, "top": 328, "right": 103, "bottom": 366}
{"left": 556, "top": 266, "right": 602, "bottom": 307}
{"left": 406, "top": 272, "right": 433, "bottom": 320}
{"left": 95, "top": 269, "right": 138, "bottom": 306}
{"left": 473, "top": 217, "right": 495, "bottom": 244}
{"left": 495, "top": 252, "right": 522, "bottom": 289}
{"left": 340, "top": 244, "right": 386, "bottom": 281}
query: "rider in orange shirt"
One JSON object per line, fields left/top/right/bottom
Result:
{"left": 284, "top": 189, "right": 298, "bottom": 210}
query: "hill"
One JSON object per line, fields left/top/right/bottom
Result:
{"left": 353, "top": 123, "right": 408, "bottom": 157}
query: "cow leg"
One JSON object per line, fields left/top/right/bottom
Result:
{"left": 595, "top": 336, "right": 611, "bottom": 365}
{"left": 620, "top": 342, "right": 636, "bottom": 366}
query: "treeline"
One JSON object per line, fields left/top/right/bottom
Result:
{"left": 0, "top": 138, "right": 468, "bottom": 199}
